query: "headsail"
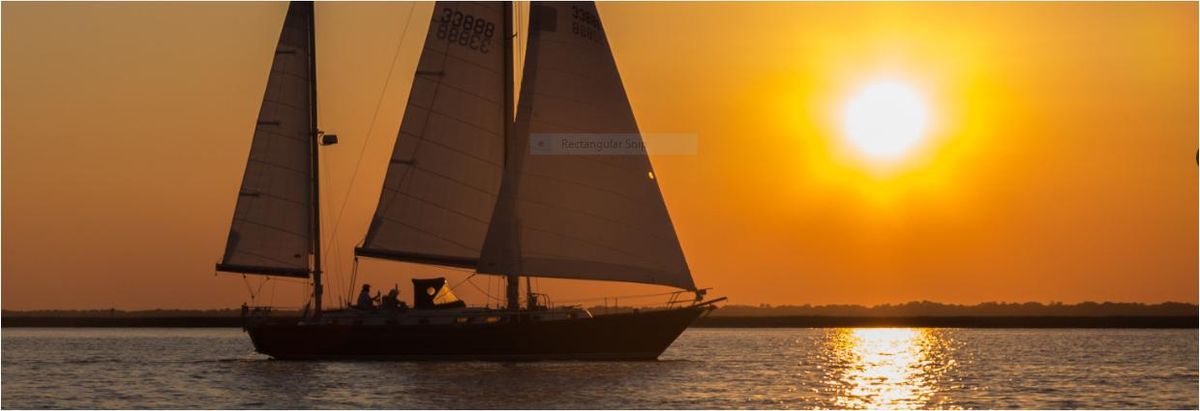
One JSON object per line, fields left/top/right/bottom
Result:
{"left": 217, "top": 2, "right": 315, "bottom": 278}
{"left": 477, "top": 2, "right": 695, "bottom": 290}
{"left": 356, "top": 2, "right": 508, "bottom": 268}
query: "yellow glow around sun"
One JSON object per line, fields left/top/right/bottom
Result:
{"left": 842, "top": 80, "right": 930, "bottom": 161}
{"left": 765, "top": 34, "right": 988, "bottom": 212}
{"left": 766, "top": 67, "right": 980, "bottom": 212}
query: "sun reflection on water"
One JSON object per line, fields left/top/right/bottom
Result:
{"left": 819, "top": 328, "right": 960, "bottom": 410}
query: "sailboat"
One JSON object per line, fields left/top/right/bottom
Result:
{"left": 216, "top": 1, "right": 723, "bottom": 360}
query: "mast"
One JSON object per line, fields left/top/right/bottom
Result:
{"left": 307, "top": 1, "right": 324, "bottom": 318}
{"left": 502, "top": 1, "right": 519, "bottom": 312}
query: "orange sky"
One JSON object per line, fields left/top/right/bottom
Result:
{"left": 2, "top": 2, "right": 1196, "bottom": 310}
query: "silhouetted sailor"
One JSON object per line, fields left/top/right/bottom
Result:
{"left": 381, "top": 288, "right": 401, "bottom": 311}
{"left": 357, "top": 284, "right": 378, "bottom": 310}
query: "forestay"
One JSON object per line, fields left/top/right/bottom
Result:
{"left": 477, "top": 2, "right": 695, "bottom": 290}
{"left": 217, "top": 2, "right": 314, "bottom": 278}
{"left": 356, "top": 2, "right": 508, "bottom": 268}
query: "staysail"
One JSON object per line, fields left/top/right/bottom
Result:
{"left": 217, "top": 2, "right": 315, "bottom": 278}
{"left": 355, "top": 2, "right": 508, "bottom": 268}
{"left": 477, "top": 2, "right": 695, "bottom": 290}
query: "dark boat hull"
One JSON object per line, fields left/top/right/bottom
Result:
{"left": 246, "top": 306, "right": 707, "bottom": 360}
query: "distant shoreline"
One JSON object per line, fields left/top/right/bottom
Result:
{"left": 2, "top": 315, "right": 1195, "bottom": 328}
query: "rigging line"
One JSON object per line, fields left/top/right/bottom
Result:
{"left": 448, "top": 273, "right": 477, "bottom": 291}
{"left": 328, "top": 234, "right": 342, "bottom": 308}
{"left": 257, "top": 276, "right": 311, "bottom": 286}
{"left": 253, "top": 277, "right": 270, "bottom": 305}
{"left": 270, "top": 275, "right": 279, "bottom": 307}
{"left": 347, "top": 257, "right": 361, "bottom": 303}
{"left": 319, "top": 152, "right": 339, "bottom": 304}
{"left": 321, "top": 2, "right": 419, "bottom": 258}
{"left": 327, "top": 156, "right": 349, "bottom": 309}
{"left": 553, "top": 290, "right": 681, "bottom": 304}
{"left": 463, "top": 275, "right": 503, "bottom": 303}
{"left": 444, "top": 265, "right": 476, "bottom": 273}
{"left": 242, "top": 274, "right": 256, "bottom": 304}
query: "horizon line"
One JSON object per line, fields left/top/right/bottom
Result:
{"left": 3, "top": 300, "right": 1197, "bottom": 313}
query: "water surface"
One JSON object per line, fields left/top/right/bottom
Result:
{"left": 2, "top": 328, "right": 1195, "bottom": 409}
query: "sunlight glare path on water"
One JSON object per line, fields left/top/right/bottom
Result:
{"left": 815, "top": 328, "right": 964, "bottom": 409}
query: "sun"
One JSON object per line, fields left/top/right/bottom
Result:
{"left": 842, "top": 80, "right": 930, "bottom": 161}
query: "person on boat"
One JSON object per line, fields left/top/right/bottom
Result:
{"left": 381, "top": 287, "right": 401, "bottom": 311}
{"left": 356, "top": 284, "right": 378, "bottom": 310}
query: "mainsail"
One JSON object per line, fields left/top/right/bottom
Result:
{"left": 217, "top": 2, "right": 315, "bottom": 278}
{"left": 356, "top": 2, "right": 508, "bottom": 268}
{"left": 477, "top": 2, "right": 695, "bottom": 290}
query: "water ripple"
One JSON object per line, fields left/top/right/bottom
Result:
{"left": 2, "top": 328, "right": 1196, "bottom": 409}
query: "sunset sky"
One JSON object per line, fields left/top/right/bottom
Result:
{"left": 2, "top": 2, "right": 1196, "bottom": 310}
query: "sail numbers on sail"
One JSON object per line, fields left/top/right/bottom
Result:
{"left": 570, "top": 5, "right": 604, "bottom": 44}
{"left": 436, "top": 7, "right": 497, "bottom": 54}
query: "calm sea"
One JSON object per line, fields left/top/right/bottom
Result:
{"left": 2, "top": 328, "right": 1195, "bottom": 409}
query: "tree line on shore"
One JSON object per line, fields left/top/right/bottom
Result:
{"left": 710, "top": 301, "right": 1197, "bottom": 317}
